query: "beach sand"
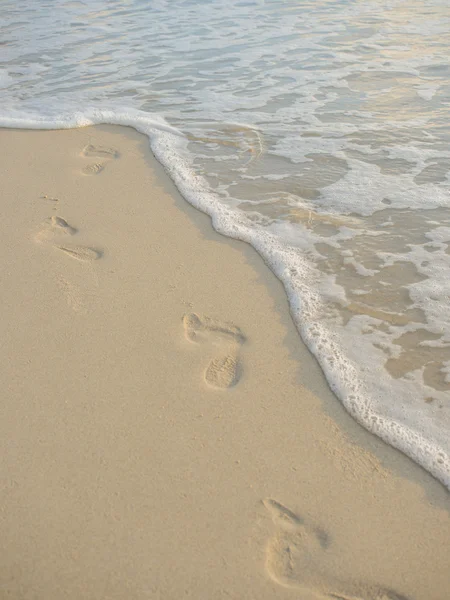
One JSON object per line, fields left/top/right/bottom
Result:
{"left": 0, "top": 124, "right": 449, "bottom": 600}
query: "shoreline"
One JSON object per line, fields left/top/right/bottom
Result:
{"left": 0, "top": 124, "right": 449, "bottom": 599}
{"left": 1, "top": 116, "right": 448, "bottom": 489}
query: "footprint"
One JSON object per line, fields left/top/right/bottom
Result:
{"left": 263, "top": 499, "right": 408, "bottom": 600}
{"left": 46, "top": 216, "right": 77, "bottom": 235}
{"left": 82, "top": 144, "right": 119, "bottom": 159}
{"left": 56, "top": 245, "right": 102, "bottom": 262}
{"left": 81, "top": 144, "right": 118, "bottom": 175}
{"left": 183, "top": 313, "right": 245, "bottom": 343}
{"left": 35, "top": 215, "right": 77, "bottom": 242}
{"left": 182, "top": 313, "right": 245, "bottom": 389}
{"left": 35, "top": 216, "right": 102, "bottom": 262}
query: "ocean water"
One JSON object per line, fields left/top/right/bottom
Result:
{"left": 1, "top": 0, "right": 450, "bottom": 488}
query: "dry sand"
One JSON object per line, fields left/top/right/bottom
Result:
{"left": 0, "top": 124, "right": 449, "bottom": 600}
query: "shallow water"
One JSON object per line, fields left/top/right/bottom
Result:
{"left": 1, "top": 0, "right": 450, "bottom": 487}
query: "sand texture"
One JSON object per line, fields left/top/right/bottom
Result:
{"left": 0, "top": 125, "right": 449, "bottom": 600}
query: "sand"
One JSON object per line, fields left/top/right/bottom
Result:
{"left": 0, "top": 124, "right": 449, "bottom": 600}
